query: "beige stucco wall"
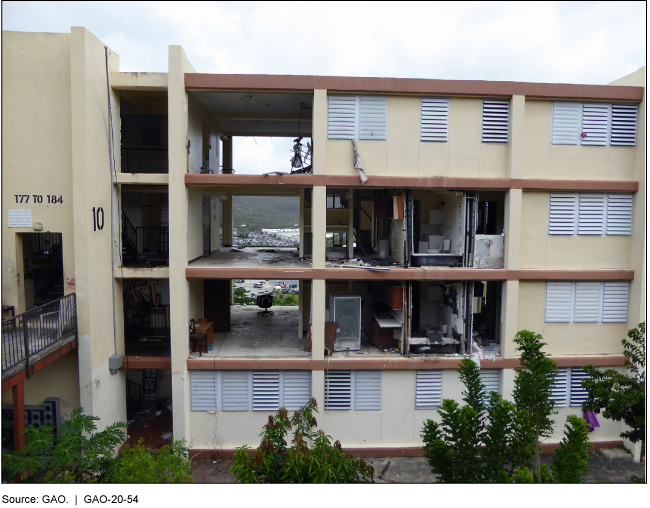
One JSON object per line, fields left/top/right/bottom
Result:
{"left": 1, "top": 32, "right": 76, "bottom": 313}
{"left": 325, "top": 97, "right": 508, "bottom": 178}
{"left": 2, "top": 350, "right": 80, "bottom": 416}
{"left": 67, "top": 27, "right": 127, "bottom": 430}
{"left": 168, "top": 45, "right": 197, "bottom": 442}
{"left": 187, "top": 93, "right": 208, "bottom": 174}
{"left": 520, "top": 192, "right": 633, "bottom": 269}
{"left": 523, "top": 100, "right": 636, "bottom": 180}
{"left": 188, "top": 368, "right": 623, "bottom": 449}
{"left": 517, "top": 282, "right": 628, "bottom": 356}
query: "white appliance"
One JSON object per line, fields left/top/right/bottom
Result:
{"left": 329, "top": 293, "right": 361, "bottom": 351}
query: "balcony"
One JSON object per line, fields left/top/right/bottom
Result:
{"left": 1, "top": 294, "right": 78, "bottom": 382}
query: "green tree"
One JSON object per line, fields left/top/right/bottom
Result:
{"left": 229, "top": 399, "right": 374, "bottom": 483}
{"left": 2, "top": 409, "right": 192, "bottom": 483}
{"left": 2, "top": 408, "right": 126, "bottom": 483}
{"left": 422, "top": 359, "right": 488, "bottom": 482}
{"left": 511, "top": 330, "right": 558, "bottom": 483}
{"left": 582, "top": 323, "right": 645, "bottom": 450}
{"left": 551, "top": 415, "right": 591, "bottom": 483}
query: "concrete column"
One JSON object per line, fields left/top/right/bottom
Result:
{"left": 311, "top": 369, "right": 325, "bottom": 418}
{"left": 299, "top": 189, "right": 305, "bottom": 259}
{"left": 223, "top": 195, "right": 233, "bottom": 246}
{"left": 312, "top": 186, "right": 326, "bottom": 269}
{"left": 501, "top": 280, "right": 519, "bottom": 359}
{"left": 507, "top": 95, "right": 525, "bottom": 180}
{"left": 627, "top": 70, "right": 646, "bottom": 326}
{"left": 222, "top": 136, "right": 233, "bottom": 174}
{"left": 70, "top": 27, "right": 125, "bottom": 429}
{"left": 504, "top": 189, "right": 522, "bottom": 271}
{"left": 310, "top": 279, "right": 326, "bottom": 361}
{"left": 12, "top": 382, "right": 25, "bottom": 452}
{"left": 312, "top": 90, "right": 327, "bottom": 176}
{"left": 348, "top": 192, "right": 354, "bottom": 258}
{"left": 168, "top": 45, "right": 194, "bottom": 443}
{"left": 502, "top": 188, "right": 522, "bottom": 360}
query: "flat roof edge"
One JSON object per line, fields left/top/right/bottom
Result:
{"left": 185, "top": 74, "right": 644, "bottom": 102}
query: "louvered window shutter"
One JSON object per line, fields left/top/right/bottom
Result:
{"left": 479, "top": 370, "right": 500, "bottom": 404}
{"left": 581, "top": 103, "right": 609, "bottom": 146}
{"left": 252, "top": 371, "right": 280, "bottom": 411}
{"left": 415, "top": 371, "right": 442, "bottom": 409}
{"left": 573, "top": 282, "right": 602, "bottom": 323}
{"left": 606, "top": 194, "right": 633, "bottom": 235}
{"left": 481, "top": 100, "right": 509, "bottom": 143}
{"left": 325, "top": 371, "right": 352, "bottom": 410}
{"left": 354, "top": 371, "right": 381, "bottom": 411}
{"left": 545, "top": 282, "right": 573, "bottom": 323}
{"left": 358, "top": 96, "right": 388, "bottom": 141}
{"left": 550, "top": 368, "right": 569, "bottom": 407}
{"left": 221, "top": 371, "right": 250, "bottom": 411}
{"left": 420, "top": 98, "right": 449, "bottom": 142}
{"left": 602, "top": 282, "right": 629, "bottom": 323}
{"left": 569, "top": 368, "right": 591, "bottom": 407}
{"left": 191, "top": 371, "right": 218, "bottom": 411}
{"left": 283, "top": 371, "right": 311, "bottom": 410}
{"left": 578, "top": 194, "right": 605, "bottom": 235}
{"left": 548, "top": 193, "right": 577, "bottom": 235}
{"left": 552, "top": 102, "right": 581, "bottom": 145}
{"left": 327, "top": 95, "right": 357, "bottom": 140}
{"left": 610, "top": 104, "right": 637, "bottom": 146}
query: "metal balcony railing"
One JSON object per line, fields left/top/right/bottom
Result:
{"left": 1, "top": 294, "right": 77, "bottom": 375}
{"left": 121, "top": 148, "right": 168, "bottom": 174}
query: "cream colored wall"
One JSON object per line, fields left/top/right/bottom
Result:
{"left": 187, "top": 367, "right": 624, "bottom": 449}
{"left": 189, "top": 279, "right": 204, "bottom": 319}
{"left": 67, "top": 27, "right": 126, "bottom": 430}
{"left": 168, "top": 45, "right": 195, "bottom": 443}
{"left": 187, "top": 187, "right": 203, "bottom": 261}
{"left": 523, "top": 100, "right": 636, "bottom": 180}
{"left": 187, "top": 93, "right": 207, "bottom": 174}
{"left": 520, "top": 192, "right": 632, "bottom": 269}
{"left": 1, "top": 350, "right": 80, "bottom": 414}
{"left": 325, "top": 97, "right": 508, "bottom": 178}
{"left": 2, "top": 32, "right": 76, "bottom": 313}
{"left": 517, "top": 282, "right": 628, "bottom": 356}
{"left": 613, "top": 67, "right": 647, "bottom": 326}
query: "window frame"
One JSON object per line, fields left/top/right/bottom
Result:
{"left": 324, "top": 370, "right": 382, "bottom": 411}
{"left": 327, "top": 95, "right": 388, "bottom": 141}
{"left": 190, "top": 370, "right": 312, "bottom": 412}
{"left": 548, "top": 193, "right": 633, "bottom": 236}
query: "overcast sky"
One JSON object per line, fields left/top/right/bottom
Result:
{"left": 3, "top": 1, "right": 646, "bottom": 174}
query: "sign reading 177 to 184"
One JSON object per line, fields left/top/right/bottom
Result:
{"left": 15, "top": 194, "right": 63, "bottom": 204}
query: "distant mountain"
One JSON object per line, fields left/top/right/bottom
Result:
{"left": 232, "top": 195, "right": 300, "bottom": 231}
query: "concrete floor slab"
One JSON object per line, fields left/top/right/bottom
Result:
{"left": 189, "top": 247, "right": 309, "bottom": 270}
{"left": 196, "top": 305, "right": 308, "bottom": 358}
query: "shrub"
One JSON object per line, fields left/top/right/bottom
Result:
{"left": 229, "top": 398, "right": 374, "bottom": 483}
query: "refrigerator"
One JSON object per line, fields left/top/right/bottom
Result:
{"left": 329, "top": 293, "right": 361, "bottom": 352}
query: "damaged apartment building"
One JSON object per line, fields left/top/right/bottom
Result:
{"left": 1, "top": 27, "right": 645, "bottom": 459}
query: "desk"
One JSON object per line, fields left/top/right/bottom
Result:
{"left": 195, "top": 321, "right": 214, "bottom": 346}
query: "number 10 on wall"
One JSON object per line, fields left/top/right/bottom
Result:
{"left": 92, "top": 206, "right": 105, "bottom": 231}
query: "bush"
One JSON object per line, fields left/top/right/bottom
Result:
{"left": 229, "top": 399, "right": 374, "bottom": 483}
{"left": 422, "top": 331, "right": 592, "bottom": 483}
{"left": 582, "top": 323, "right": 645, "bottom": 445}
{"left": 2, "top": 409, "right": 192, "bottom": 483}
{"left": 110, "top": 439, "right": 193, "bottom": 483}
{"left": 2, "top": 408, "right": 125, "bottom": 483}
{"left": 551, "top": 415, "right": 591, "bottom": 483}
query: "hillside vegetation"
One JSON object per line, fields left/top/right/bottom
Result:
{"left": 233, "top": 196, "right": 300, "bottom": 231}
